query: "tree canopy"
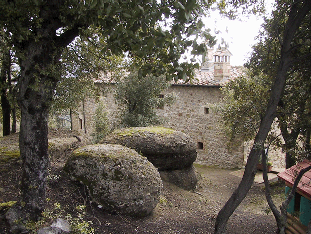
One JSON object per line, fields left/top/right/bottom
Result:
{"left": 216, "top": 1, "right": 311, "bottom": 233}
{"left": 115, "top": 71, "right": 175, "bottom": 128}
{"left": 0, "top": 0, "right": 267, "bottom": 231}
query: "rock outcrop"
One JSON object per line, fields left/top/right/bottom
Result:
{"left": 103, "top": 127, "right": 198, "bottom": 190}
{"left": 64, "top": 144, "right": 162, "bottom": 217}
{"left": 159, "top": 165, "right": 198, "bottom": 191}
{"left": 103, "top": 127, "right": 197, "bottom": 171}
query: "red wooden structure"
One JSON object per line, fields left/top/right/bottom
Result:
{"left": 278, "top": 159, "right": 311, "bottom": 234}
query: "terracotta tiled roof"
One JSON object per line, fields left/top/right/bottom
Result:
{"left": 278, "top": 159, "right": 311, "bottom": 198}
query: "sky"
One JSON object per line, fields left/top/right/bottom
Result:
{"left": 203, "top": 2, "right": 275, "bottom": 66}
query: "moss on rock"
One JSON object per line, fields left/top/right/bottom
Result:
{"left": 114, "top": 126, "right": 175, "bottom": 137}
{"left": 65, "top": 144, "right": 162, "bottom": 217}
{"left": 103, "top": 127, "right": 197, "bottom": 170}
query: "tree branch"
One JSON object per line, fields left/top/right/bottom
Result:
{"left": 262, "top": 149, "right": 285, "bottom": 233}
{"left": 56, "top": 25, "right": 84, "bottom": 49}
{"left": 214, "top": 1, "right": 311, "bottom": 233}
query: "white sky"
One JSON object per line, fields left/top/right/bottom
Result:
{"left": 203, "top": 2, "right": 275, "bottom": 66}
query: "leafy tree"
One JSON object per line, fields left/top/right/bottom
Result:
{"left": 244, "top": 6, "right": 311, "bottom": 168}
{"left": 220, "top": 72, "right": 271, "bottom": 147}
{"left": 215, "top": 1, "right": 311, "bottom": 233}
{"left": 52, "top": 27, "right": 126, "bottom": 113}
{"left": 0, "top": 0, "right": 234, "bottom": 225}
{"left": 115, "top": 71, "right": 175, "bottom": 127}
{"left": 0, "top": 0, "right": 265, "bottom": 230}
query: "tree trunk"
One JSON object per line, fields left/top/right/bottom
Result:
{"left": 1, "top": 91, "right": 11, "bottom": 136}
{"left": 82, "top": 99, "right": 87, "bottom": 134}
{"left": 70, "top": 108, "right": 73, "bottom": 131}
{"left": 11, "top": 107, "right": 16, "bottom": 133}
{"left": 214, "top": 1, "right": 311, "bottom": 233}
{"left": 262, "top": 149, "right": 285, "bottom": 233}
{"left": 17, "top": 42, "right": 60, "bottom": 220}
{"left": 19, "top": 94, "right": 50, "bottom": 218}
{"left": 1, "top": 50, "right": 11, "bottom": 136}
{"left": 14, "top": 20, "right": 81, "bottom": 220}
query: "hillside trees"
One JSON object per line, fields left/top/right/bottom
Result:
{"left": 0, "top": 0, "right": 255, "bottom": 227}
{"left": 215, "top": 1, "right": 311, "bottom": 233}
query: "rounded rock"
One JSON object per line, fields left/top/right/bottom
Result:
{"left": 103, "top": 127, "right": 197, "bottom": 170}
{"left": 64, "top": 144, "right": 162, "bottom": 217}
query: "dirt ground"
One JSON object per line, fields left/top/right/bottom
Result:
{"left": 0, "top": 131, "right": 284, "bottom": 234}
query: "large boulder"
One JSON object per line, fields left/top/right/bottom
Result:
{"left": 64, "top": 144, "right": 162, "bottom": 217}
{"left": 103, "top": 127, "right": 197, "bottom": 171}
{"left": 159, "top": 165, "right": 198, "bottom": 190}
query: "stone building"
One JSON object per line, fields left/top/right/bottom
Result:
{"left": 72, "top": 47, "right": 247, "bottom": 169}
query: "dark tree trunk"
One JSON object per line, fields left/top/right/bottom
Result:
{"left": 15, "top": 17, "right": 81, "bottom": 220}
{"left": 1, "top": 50, "right": 11, "bottom": 136}
{"left": 305, "top": 129, "right": 311, "bottom": 160}
{"left": 19, "top": 93, "right": 50, "bottom": 218}
{"left": 82, "top": 99, "right": 87, "bottom": 134}
{"left": 262, "top": 149, "right": 284, "bottom": 233}
{"left": 17, "top": 45, "right": 58, "bottom": 218}
{"left": 280, "top": 121, "right": 300, "bottom": 168}
{"left": 1, "top": 91, "right": 11, "bottom": 136}
{"left": 214, "top": 1, "right": 311, "bottom": 233}
{"left": 285, "top": 143, "right": 297, "bottom": 169}
{"left": 70, "top": 108, "right": 73, "bottom": 131}
{"left": 11, "top": 107, "right": 16, "bottom": 133}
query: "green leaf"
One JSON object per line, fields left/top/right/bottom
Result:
{"left": 175, "top": 1, "right": 185, "bottom": 10}
{"left": 90, "top": 0, "right": 98, "bottom": 9}
{"left": 138, "top": 5, "right": 144, "bottom": 13}
{"left": 106, "top": 5, "right": 112, "bottom": 14}
{"left": 123, "top": 13, "right": 132, "bottom": 18}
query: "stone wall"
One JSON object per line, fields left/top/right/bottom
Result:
{"left": 157, "top": 84, "right": 244, "bottom": 169}
{"left": 72, "top": 83, "right": 244, "bottom": 169}
{"left": 71, "top": 84, "right": 119, "bottom": 138}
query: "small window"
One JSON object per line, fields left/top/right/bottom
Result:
{"left": 204, "top": 107, "right": 209, "bottom": 114}
{"left": 198, "top": 142, "right": 204, "bottom": 150}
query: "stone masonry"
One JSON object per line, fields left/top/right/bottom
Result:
{"left": 71, "top": 47, "right": 247, "bottom": 169}
{"left": 72, "top": 83, "right": 244, "bottom": 169}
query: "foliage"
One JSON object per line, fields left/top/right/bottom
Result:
{"left": 115, "top": 72, "right": 175, "bottom": 127}
{"left": 221, "top": 0, "right": 311, "bottom": 167}
{"left": 52, "top": 27, "right": 126, "bottom": 113}
{"left": 246, "top": 1, "right": 311, "bottom": 167}
{"left": 92, "top": 99, "right": 111, "bottom": 143}
{"left": 26, "top": 202, "right": 94, "bottom": 234}
{"left": 220, "top": 72, "right": 271, "bottom": 147}
{"left": 0, "top": 0, "right": 266, "bottom": 223}
{"left": 215, "top": 1, "right": 311, "bottom": 233}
